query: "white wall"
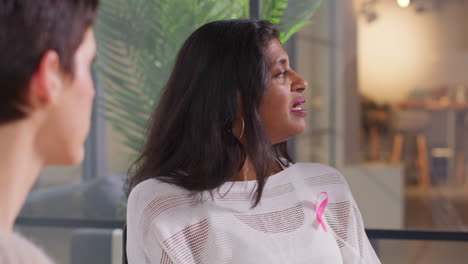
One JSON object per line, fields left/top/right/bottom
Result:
{"left": 358, "top": 0, "right": 468, "bottom": 103}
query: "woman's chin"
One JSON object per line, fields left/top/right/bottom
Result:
{"left": 271, "top": 127, "right": 307, "bottom": 144}
{"left": 291, "top": 121, "right": 307, "bottom": 135}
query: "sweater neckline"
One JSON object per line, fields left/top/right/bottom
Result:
{"left": 216, "top": 163, "right": 298, "bottom": 193}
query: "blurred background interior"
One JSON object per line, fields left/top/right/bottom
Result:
{"left": 14, "top": 0, "right": 468, "bottom": 263}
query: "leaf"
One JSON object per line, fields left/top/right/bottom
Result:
{"left": 95, "top": 0, "right": 322, "bottom": 157}
{"left": 262, "top": 0, "right": 323, "bottom": 42}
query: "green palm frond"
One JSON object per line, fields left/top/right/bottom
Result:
{"left": 261, "top": 0, "right": 288, "bottom": 25}
{"left": 95, "top": 0, "right": 248, "bottom": 156}
{"left": 262, "top": 0, "right": 323, "bottom": 42}
{"left": 95, "top": 0, "right": 322, "bottom": 158}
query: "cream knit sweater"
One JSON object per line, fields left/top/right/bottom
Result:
{"left": 0, "top": 231, "right": 53, "bottom": 264}
{"left": 127, "top": 163, "right": 381, "bottom": 264}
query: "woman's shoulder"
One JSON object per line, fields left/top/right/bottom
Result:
{"left": 290, "top": 163, "right": 354, "bottom": 198}
{"left": 126, "top": 178, "right": 205, "bottom": 225}
{"left": 290, "top": 162, "right": 347, "bottom": 181}
{"left": 126, "top": 178, "right": 208, "bottom": 243}
{"left": 0, "top": 231, "right": 53, "bottom": 264}
{"left": 129, "top": 177, "right": 187, "bottom": 197}
{"left": 127, "top": 178, "right": 193, "bottom": 212}
{"left": 292, "top": 162, "right": 340, "bottom": 172}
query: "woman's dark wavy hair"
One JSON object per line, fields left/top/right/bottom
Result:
{"left": 126, "top": 19, "right": 292, "bottom": 206}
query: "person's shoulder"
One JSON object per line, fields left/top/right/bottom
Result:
{"left": 127, "top": 178, "right": 192, "bottom": 213}
{"left": 126, "top": 178, "right": 207, "bottom": 242}
{"left": 292, "top": 162, "right": 345, "bottom": 178}
{"left": 129, "top": 177, "right": 187, "bottom": 199}
{"left": 292, "top": 163, "right": 360, "bottom": 205}
{"left": 291, "top": 163, "right": 351, "bottom": 190}
{"left": 0, "top": 231, "right": 53, "bottom": 264}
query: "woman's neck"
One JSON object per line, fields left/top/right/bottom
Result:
{"left": 0, "top": 121, "right": 43, "bottom": 232}
{"left": 234, "top": 157, "right": 283, "bottom": 182}
{"left": 236, "top": 158, "right": 256, "bottom": 181}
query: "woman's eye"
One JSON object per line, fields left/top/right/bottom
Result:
{"left": 275, "top": 70, "right": 287, "bottom": 78}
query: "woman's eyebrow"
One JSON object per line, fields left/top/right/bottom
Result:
{"left": 278, "top": 57, "right": 288, "bottom": 65}
{"left": 270, "top": 57, "right": 288, "bottom": 67}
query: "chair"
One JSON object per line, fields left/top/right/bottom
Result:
{"left": 122, "top": 224, "right": 128, "bottom": 264}
{"left": 389, "top": 109, "right": 431, "bottom": 188}
{"left": 71, "top": 228, "right": 123, "bottom": 264}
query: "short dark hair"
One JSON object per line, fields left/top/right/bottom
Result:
{"left": 0, "top": 0, "right": 99, "bottom": 124}
{"left": 127, "top": 19, "right": 292, "bottom": 206}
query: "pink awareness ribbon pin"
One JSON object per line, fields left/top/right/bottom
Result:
{"left": 315, "top": 192, "right": 329, "bottom": 232}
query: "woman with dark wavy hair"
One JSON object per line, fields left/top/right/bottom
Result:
{"left": 126, "top": 19, "right": 380, "bottom": 264}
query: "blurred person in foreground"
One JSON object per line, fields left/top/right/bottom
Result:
{"left": 0, "top": 0, "right": 99, "bottom": 263}
{"left": 126, "top": 19, "right": 381, "bottom": 264}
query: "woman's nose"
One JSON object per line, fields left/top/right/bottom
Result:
{"left": 292, "top": 71, "right": 308, "bottom": 93}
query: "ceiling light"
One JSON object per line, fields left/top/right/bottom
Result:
{"left": 397, "top": 0, "right": 411, "bottom": 8}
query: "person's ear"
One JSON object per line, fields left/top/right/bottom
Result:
{"left": 233, "top": 95, "right": 246, "bottom": 141}
{"left": 28, "top": 50, "right": 64, "bottom": 109}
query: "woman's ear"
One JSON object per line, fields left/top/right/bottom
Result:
{"left": 233, "top": 118, "right": 245, "bottom": 140}
{"left": 233, "top": 95, "right": 246, "bottom": 140}
{"left": 28, "top": 50, "right": 64, "bottom": 109}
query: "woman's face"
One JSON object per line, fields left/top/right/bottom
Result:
{"left": 259, "top": 38, "right": 308, "bottom": 144}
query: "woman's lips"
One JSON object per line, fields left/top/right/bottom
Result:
{"left": 291, "top": 98, "right": 307, "bottom": 116}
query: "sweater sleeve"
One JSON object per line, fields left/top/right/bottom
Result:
{"left": 326, "top": 166, "right": 381, "bottom": 264}
{"left": 0, "top": 232, "right": 54, "bottom": 264}
{"left": 340, "top": 199, "right": 381, "bottom": 264}
{"left": 143, "top": 228, "right": 175, "bottom": 264}
{"left": 297, "top": 163, "right": 381, "bottom": 264}
{"left": 126, "top": 179, "right": 182, "bottom": 264}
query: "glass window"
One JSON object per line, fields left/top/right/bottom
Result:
{"left": 14, "top": 0, "right": 468, "bottom": 263}
{"left": 294, "top": 0, "right": 468, "bottom": 235}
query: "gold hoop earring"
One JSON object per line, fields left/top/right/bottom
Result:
{"left": 239, "top": 119, "right": 245, "bottom": 139}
